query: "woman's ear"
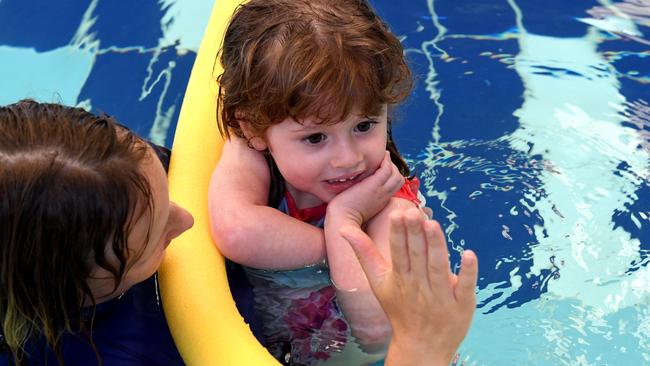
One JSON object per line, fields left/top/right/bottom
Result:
{"left": 239, "top": 120, "right": 268, "bottom": 151}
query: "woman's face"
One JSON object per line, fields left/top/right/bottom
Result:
{"left": 90, "top": 146, "right": 194, "bottom": 302}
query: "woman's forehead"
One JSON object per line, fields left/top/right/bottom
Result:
{"left": 128, "top": 146, "right": 170, "bottom": 245}
{"left": 146, "top": 142, "right": 171, "bottom": 172}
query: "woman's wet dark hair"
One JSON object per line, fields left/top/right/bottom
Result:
{"left": 0, "top": 100, "right": 154, "bottom": 365}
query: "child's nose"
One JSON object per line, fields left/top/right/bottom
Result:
{"left": 330, "top": 142, "right": 362, "bottom": 169}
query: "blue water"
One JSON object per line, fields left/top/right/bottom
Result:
{"left": 0, "top": 0, "right": 211, "bottom": 147}
{"left": 2, "top": 1, "right": 649, "bottom": 365}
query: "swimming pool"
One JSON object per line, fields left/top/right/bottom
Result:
{"left": 2, "top": 0, "right": 648, "bottom": 365}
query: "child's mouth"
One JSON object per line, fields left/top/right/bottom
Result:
{"left": 326, "top": 173, "right": 361, "bottom": 184}
{"left": 325, "top": 173, "right": 363, "bottom": 193}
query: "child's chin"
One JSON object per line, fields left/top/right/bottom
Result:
{"left": 325, "top": 181, "right": 359, "bottom": 195}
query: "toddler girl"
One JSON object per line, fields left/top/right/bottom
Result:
{"left": 209, "top": 1, "right": 424, "bottom": 364}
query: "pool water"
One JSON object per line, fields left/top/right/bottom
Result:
{"left": 384, "top": 1, "right": 650, "bottom": 365}
{"left": 2, "top": 1, "right": 649, "bottom": 365}
{"left": 0, "top": 0, "right": 212, "bottom": 147}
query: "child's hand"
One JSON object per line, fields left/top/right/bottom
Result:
{"left": 339, "top": 208, "right": 478, "bottom": 366}
{"left": 328, "top": 151, "right": 403, "bottom": 225}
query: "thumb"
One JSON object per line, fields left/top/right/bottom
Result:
{"left": 339, "top": 225, "right": 390, "bottom": 289}
{"left": 454, "top": 249, "right": 478, "bottom": 308}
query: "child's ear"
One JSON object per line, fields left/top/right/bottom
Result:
{"left": 238, "top": 120, "right": 268, "bottom": 151}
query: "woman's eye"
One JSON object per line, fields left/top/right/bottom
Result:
{"left": 304, "top": 133, "right": 326, "bottom": 144}
{"left": 355, "top": 120, "right": 376, "bottom": 133}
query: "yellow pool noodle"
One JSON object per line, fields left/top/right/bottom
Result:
{"left": 159, "top": 0, "right": 280, "bottom": 364}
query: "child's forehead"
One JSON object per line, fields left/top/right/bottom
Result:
{"left": 290, "top": 101, "right": 385, "bottom": 125}
{"left": 290, "top": 103, "right": 387, "bottom": 126}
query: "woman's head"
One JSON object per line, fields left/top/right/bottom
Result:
{"left": 217, "top": 0, "right": 412, "bottom": 140}
{"left": 0, "top": 100, "right": 192, "bottom": 362}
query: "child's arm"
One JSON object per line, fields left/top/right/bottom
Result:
{"left": 208, "top": 139, "right": 403, "bottom": 270}
{"left": 325, "top": 193, "right": 417, "bottom": 348}
{"left": 209, "top": 137, "right": 325, "bottom": 269}
{"left": 339, "top": 208, "right": 478, "bottom": 366}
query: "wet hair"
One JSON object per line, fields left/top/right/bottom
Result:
{"left": 216, "top": 0, "right": 412, "bottom": 175}
{"left": 0, "top": 100, "right": 154, "bottom": 365}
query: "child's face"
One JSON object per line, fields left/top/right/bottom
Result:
{"left": 262, "top": 104, "right": 388, "bottom": 209}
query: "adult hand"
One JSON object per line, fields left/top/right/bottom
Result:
{"left": 340, "top": 207, "right": 478, "bottom": 366}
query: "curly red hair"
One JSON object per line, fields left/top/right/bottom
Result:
{"left": 216, "top": 0, "right": 412, "bottom": 140}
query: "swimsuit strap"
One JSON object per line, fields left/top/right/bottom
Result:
{"left": 263, "top": 152, "right": 286, "bottom": 208}
{"left": 393, "top": 176, "right": 422, "bottom": 205}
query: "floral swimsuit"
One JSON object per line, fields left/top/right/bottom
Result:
{"left": 242, "top": 176, "right": 422, "bottom": 366}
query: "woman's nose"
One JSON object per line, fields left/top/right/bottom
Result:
{"left": 168, "top": 202, "right": 194, "bottom": 239}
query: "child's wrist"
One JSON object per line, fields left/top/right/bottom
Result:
{"left": 326, "top": 203, "right": 364, "bottom": 226}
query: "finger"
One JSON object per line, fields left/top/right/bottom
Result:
{"left": 378, "top": 151, "right": 392, "bottom": 175}
{"left": 389, "top": 210, "right": 409, "bottom": 274}
{"left": 422, "top": 206, "right": 433, "bottom": 219}
{"left": 340, "top": 225, "right": 390, "bottom": 289}
{"left": 376, "top": 151, "right": 391, "bottom": 173}
{"left": 404, "top": 207, "right": 427, "bottom": 277}
{"left": 383, "top": 150, "right": 391, "bottom": 165}
{"left": 386, "top": 162, "right": 403, "bottom": 194}
{"left": 455, "top": 249, "right": 479, "bottom": 308}
{"left": 424, "top": 220, "right": 451, "bottom": 289}
{"left": 365, "top": 152, "right": 391, "bottom": 184}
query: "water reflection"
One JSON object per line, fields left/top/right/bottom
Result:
{"left": 414, "top": 0, "right": 650, "bottom": 364}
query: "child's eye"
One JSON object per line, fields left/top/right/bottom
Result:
{"left": 355, "top": 120, "right": 376, "bottom": 133}
{"left": 304, "top": 133, "right": 326, "bottom": 144}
